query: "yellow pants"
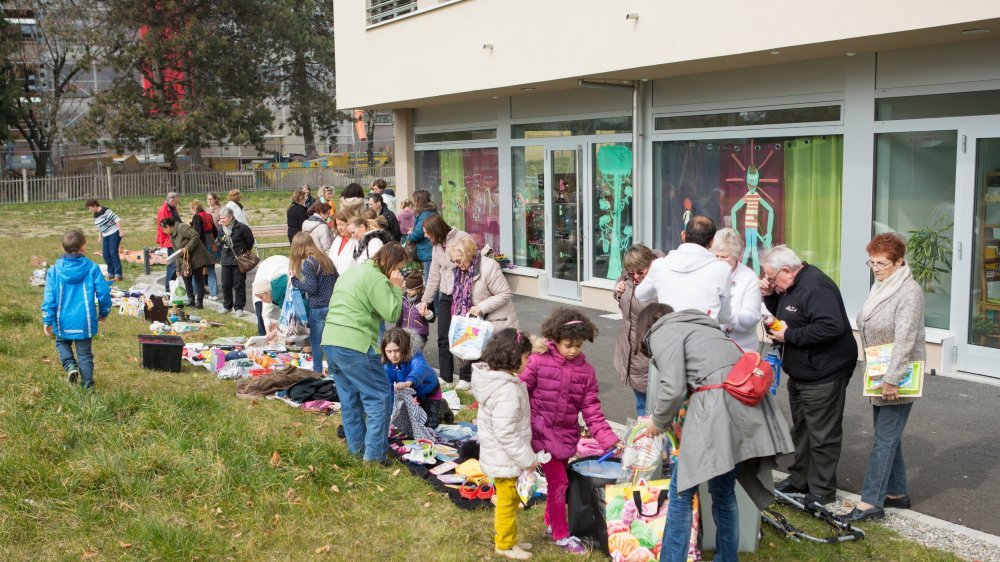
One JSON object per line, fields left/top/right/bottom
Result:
{"left": 494, "top": 477, "right": 519, "bottom": 550}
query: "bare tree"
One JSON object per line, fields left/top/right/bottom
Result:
{"left": 1, "top": 1, "right": 101, "bottom": 177}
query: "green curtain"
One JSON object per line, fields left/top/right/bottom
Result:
{"left": 784, "top": 136, "right": 843, "bottom": 283}
{"left": 439, "top": 150, "right": 466, "bottom": 231}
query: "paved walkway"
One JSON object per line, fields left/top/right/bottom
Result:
{"left": 147, "top": 270, "right": 1000, "bottom": 537}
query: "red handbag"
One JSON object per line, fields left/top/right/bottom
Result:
{"left": 694, "top": 350, "right": 773, "bottom": 406}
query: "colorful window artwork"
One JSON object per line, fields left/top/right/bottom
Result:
{"left": 415, "top": 148, "right": 500, "bottom": 251}
{"left": 593, "top": 143, "right": 633, "bottom": 280}
{"left": 653, "top": 136, "right": 844, "bottom": 282}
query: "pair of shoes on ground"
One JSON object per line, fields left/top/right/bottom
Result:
{"left": 845, "top": 504, "right": 885, "bottom": 522}
{"left": 553, "top": 536, "right": 587, "bottom": 555}
{"left": 884, "top": 495, "right": 911, "bottom": 509}
{"left": 495, "top": 543, "right": 533, "bottom": 560}
{"left": 775, "top": 478, "right": 835, "bottom": 506}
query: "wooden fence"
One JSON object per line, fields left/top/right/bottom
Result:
{"left": 0, "top": 166, "right": 396, "bottom": 204}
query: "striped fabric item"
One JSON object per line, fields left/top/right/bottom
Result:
{"left": 93, "top": 207, "right": 120, "bottom": 236}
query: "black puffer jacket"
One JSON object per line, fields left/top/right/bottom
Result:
{"left": 763, "top": 263, "right": 858, "bottom": 384}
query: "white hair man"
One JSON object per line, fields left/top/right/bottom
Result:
{"left": 759, "top": 244, "right": 858, "bottom": 507}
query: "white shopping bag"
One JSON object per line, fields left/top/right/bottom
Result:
{"left": 447, "top": 314, "right": 494, "bottom": 361}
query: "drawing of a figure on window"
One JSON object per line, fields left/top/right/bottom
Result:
{"left": 729, "top": 165, "right": 775, "bottom": 275}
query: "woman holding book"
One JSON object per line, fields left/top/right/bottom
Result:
{"left": 847, "top": 232, "right": 925, "bottom": 522}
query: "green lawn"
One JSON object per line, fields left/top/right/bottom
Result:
{"left": 0, "top": 192, "right": 963, "bottom": 560}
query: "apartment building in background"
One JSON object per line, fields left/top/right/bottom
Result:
{"left": 335, "top": 0, "right": 1000, "bottom": 378}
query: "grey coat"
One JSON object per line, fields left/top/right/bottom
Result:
{"left": 646, "top": 310, "right": 794, "bottom": 509}
{"left": 856, "top": 269, "right": 926, "bottom": 407}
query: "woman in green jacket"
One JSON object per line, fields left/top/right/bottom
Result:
{"left": 161, "top": 217, "right": 212, "bottom": 308}
{"left": 322, "top": 242, "right": 406, "bottom": 463}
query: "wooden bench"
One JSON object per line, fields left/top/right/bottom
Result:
{"left": 254, "top": 224, "right": 289, "bottom": 254}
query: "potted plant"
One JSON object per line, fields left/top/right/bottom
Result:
{"left": 972, "top": 313, "right": 995, "bottom": 346}
{"left": 907, "top": 219, "right": 953, "bottom": 292}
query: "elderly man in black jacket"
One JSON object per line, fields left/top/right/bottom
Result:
{"left": 759, "top": 244, "right": 858, "bottom": 506}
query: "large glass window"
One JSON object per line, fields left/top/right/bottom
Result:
{"left": 512, "top": 117, "right": 632, "bottom": 139}
{"left": 877, "top": 90, "right": 1000, "bottom": 121}
{"left": 874, "top": 131, "right": 956, "bottom": 329}
{"left": 414, "top": 148, "right": 500, "bottom": 250}
{"left": 655, "top": 105, "right": 841, "bottom": 131}
{"left": 511, "top": 146, "right": 545, "bottom": 268}
{"left": 970, "top": 137, "right": 1000, "bottom": 346}
{"left": 593, "top": 142, "right": 633, "bottom": 279}
{"left": 653, "top": 135, "right": 844, "bottom": 282}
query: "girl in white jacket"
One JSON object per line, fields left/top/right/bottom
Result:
{"left": 471, "top": 328, "right": 538, "bottom": 561}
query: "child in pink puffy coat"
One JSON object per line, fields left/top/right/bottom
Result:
{"left": 519, "top": 308, "right": 621, "bottom": 555}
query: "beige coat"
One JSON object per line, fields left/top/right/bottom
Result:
{"left": 422, "top": 228, "right": 474, "bottom": 305}
{"left": 856, "top": 266, "right": 925, "bottom": 406}
{"left": 469, "top": 256, "right": 519, "bottom": 331}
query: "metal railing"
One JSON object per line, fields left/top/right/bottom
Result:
{"left": 366, "top": 0, "right": 418, "bottom": 26}
{"left": 0, "top": 166, "right": 396, "bottom": 205}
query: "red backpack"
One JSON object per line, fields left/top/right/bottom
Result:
{"left": 694, "top": 350, "right": 773, "bottom": 406}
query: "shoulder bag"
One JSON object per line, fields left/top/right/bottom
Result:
{"left": 693, "top": 348, "right": 773, "bottom": 407}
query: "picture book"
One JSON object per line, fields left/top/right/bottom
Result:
{"left": 863, "top": 343, "right": 924, "bottom": 398}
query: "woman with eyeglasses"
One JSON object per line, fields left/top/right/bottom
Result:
{"left": 846, "top": 233, "right": 925, "bottom": 522}
{"left": 612, "top": 243, "right": 662, "bottom": 416}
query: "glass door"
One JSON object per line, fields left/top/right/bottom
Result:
{"left": 959, "top": 132, "right": 1000, "bottom": 376}
{"left": 546, "top": 148, "right": 583, "bottom": 299}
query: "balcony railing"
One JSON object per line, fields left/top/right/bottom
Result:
{"left": 366, "top": 0, "right": 418, "bottom": 26}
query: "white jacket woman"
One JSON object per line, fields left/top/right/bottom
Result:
{"left": 713, "top": 228, "right": 763, "bottom": 350}
{"left": 470, "top": 362, "right": 535, "bottom": 478}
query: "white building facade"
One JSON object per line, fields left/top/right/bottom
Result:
{"left": 336, "top": 0, "right": 1000, "bottom": 377}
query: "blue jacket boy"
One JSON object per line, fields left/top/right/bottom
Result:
{"left": 42, "top": 252, "right": 112, "bottom": 339}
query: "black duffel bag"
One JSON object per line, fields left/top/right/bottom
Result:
{"left": 566, "top": 456, "right": 623, "bottom": 554}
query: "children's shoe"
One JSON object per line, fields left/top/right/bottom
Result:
{"left": 494, "top": 545, "right": 532, "bottom": 560}
{"left": 66, "top": 364, "right": 80, "bottom": 385}
{"left": 515, "top": 543, "right": 533, "bottom": 551}
{"left": 553, "top": 536, "right": 587, "bottom": 555}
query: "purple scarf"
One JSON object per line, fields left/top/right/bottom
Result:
{"left": 451, "top": 254, "right": 477, "bottom": 316}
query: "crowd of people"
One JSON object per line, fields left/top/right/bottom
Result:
{"left": 47, "top": 184, "right": 924, "bottom": 559}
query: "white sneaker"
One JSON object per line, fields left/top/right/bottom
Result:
{"left": 494, "top": 545, "right": 532, "bottom": 560}
{"left": 219, "top": 309, "right": 232, "bottom": 315}
{"left": 207, "top": 295, "right": 219, "bottom": 301}
{"left": 233, "top": 309, "right": 245, "bottom": 318}
{"left": 455, "top": 380, "right": 471, "bottom": 391}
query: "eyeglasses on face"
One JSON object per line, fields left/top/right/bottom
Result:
{"left": 866, "top": 259, "right": 893, "bottom": 270}
{"left": 764, "top": 268, "right": 787, "bottom": 283}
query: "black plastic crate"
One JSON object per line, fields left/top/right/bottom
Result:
{"left": 138, "top": 334, "right": 185, "bottom": 372}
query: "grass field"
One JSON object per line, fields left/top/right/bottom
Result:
{"left": 0, "top": 192, "right": 962, "bottom": 560}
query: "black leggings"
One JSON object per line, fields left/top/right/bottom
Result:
{"left": 437, "top": 293, "right": 472, "bottom": 383}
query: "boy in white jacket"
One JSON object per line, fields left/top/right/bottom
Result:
{"left": 635, "top": 215, "right": 733, "bottom": 324}
{"left": 471, "top": 329, "right": 541, "bottom": 560}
